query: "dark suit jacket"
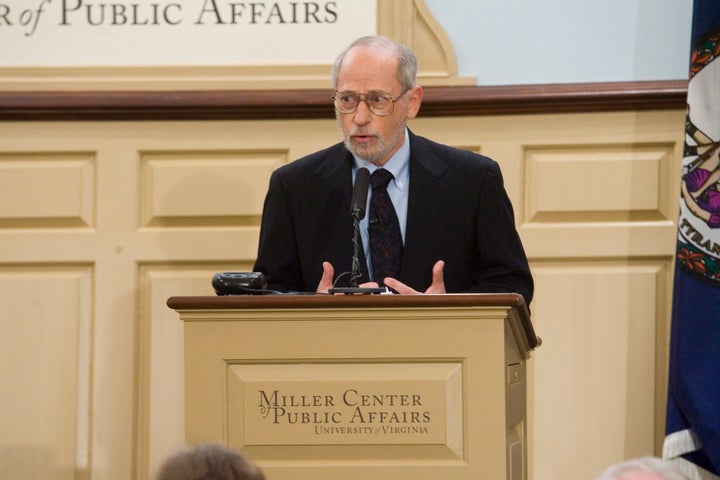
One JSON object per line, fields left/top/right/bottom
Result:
{"left": 253, "top": 130, "right": 533, "bottom": 305}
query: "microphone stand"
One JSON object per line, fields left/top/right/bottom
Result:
{"left": 350, "top": 208, "right": 363, "bottom": 287}
{"left": 328, "top": 207, "right": 386, "bottom": 295}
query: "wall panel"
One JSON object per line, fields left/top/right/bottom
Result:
{"left": 140, "top": 150, "right": 286, "bottom": 227}
{"left": 138, "top": 264, "right": 253, "bottom": 480}
{"left": 0, "top": 152, "right": 95, "bottom": 228}
{"left": 526, "top": 144, "right": 673, "bottom": 222}
{"left": 0, "top": 266, "right": 92, "bottom": 480}
{"left": 529, "top": 260, "right": 670, "bottom": 480}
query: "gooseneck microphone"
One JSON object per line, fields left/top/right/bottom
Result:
{"left": 349, "top": 168, "right": 370, "bottom": 286}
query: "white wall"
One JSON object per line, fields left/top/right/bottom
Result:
{"left": 425, "top": 0, "right": 693, "bottom": 85}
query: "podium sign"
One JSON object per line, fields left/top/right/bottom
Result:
{"left": 167, "top": 293, "right": 538, "bottom": 480}
{"left": 231, "top": 362, "right": 459, "bottom": 448}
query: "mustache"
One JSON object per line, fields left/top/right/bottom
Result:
{"left": 349, "top": 127, "right": 378, "bottom": 137}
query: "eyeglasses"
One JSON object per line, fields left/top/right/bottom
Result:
{"left": 332, "top": 87, "right": 411, "bottom": 116}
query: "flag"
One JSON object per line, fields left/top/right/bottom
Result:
{"left": 663, "top": 1, "right": 720, "bottom": 479}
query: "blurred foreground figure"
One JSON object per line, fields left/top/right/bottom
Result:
{"left": 155, "top": 443, "right": 265, "bottom": 480}
{"left": 595, "top": 456, "right": 688, "bottom": 480}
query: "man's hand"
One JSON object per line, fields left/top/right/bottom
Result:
{"left": 384, "top": 260, "right": 446, "bottom": 294}
{"left": 316, "top": 261, "right": 335, "bottom": 293}
{"left": 319, "top": 260, "right": 446, "bottom": 294}
{"left": 316, "top": 261, "right": 382, "bottom": 294}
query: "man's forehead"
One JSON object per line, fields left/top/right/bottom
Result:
{"left": 336, "top": 47, "right": 400, "bottom": 91}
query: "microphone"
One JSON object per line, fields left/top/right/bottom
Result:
{"left": 327, "top": 167, "right": 385, "bottom": 294}
{"left": 350, "top": 167, "right": 370, "bottom": 220}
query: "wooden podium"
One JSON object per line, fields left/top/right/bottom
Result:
{"left": 167, "top": 293, "right": 539, "bottom": 480}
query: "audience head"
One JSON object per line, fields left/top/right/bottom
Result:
{"left": 595, "top": 456, "right": 688, "bottom": 480}
{"left": 155, "top": 443, "right": 265, "bottom": 480}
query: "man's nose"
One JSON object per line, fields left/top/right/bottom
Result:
{"left": 353, "top": 100, "right": 372, "bottom": 124}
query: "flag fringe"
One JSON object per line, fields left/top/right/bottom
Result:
{"left": 670, "top": 457, "right": 720, "bottom": 480}
{"left": 664, "top": 429, "right": 702, "bottom": 459}
{"left": 663, "top": 430, "right": 720, "bottom": 480}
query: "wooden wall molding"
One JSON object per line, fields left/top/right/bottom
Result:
{"left": 0, "top": 80, "right": 687, "bottom": 121}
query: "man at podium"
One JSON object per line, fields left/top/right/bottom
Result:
{"left": 254, "top": 35, "right": 533, "bottom": 306}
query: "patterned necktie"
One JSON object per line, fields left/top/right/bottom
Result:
{"left": 369, "top": 169, "right": 403, "bottom": 286}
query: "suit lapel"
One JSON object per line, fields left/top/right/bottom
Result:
{"left": 401, "top": 133, "right": 453, "bottom": 286}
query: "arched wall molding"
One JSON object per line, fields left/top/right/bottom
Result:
{"left": 378, "top": 0, "right": 471, "bottom": 85}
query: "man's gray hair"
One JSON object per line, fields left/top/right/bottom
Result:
{"left": 595, "top": 457, "right": 688, "bottom": 480}
{"left": 331, "top": 35, "right": 418, "bottom": 90}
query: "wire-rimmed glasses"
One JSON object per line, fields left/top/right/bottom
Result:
{"left": 332, "top": 87, "right": 411, "bottom": 116}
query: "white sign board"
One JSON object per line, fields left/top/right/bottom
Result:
{"left": 0, "top": 0, "right": 377, "bottom": 66}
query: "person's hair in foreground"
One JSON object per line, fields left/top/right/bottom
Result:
{"left": 595, "top": 456, "right": 688, "bottom": 480}
{"left": 155, "top": 443, "right": 265, "bottom": 480}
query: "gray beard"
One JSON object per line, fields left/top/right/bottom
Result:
{"left": 341, "top": 124, "right": 406, "bottom": 165}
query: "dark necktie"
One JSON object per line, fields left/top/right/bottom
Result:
{"left": 369, "top": 169, "right": 403, "bottom": 286}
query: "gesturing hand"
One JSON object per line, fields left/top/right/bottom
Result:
{"left": 316, "top": 261, "right": 336, "bottom": 294}
{"left": 383, "top": 260, "right": 446, "bottom": 294}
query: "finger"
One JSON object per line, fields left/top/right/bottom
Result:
{"left": 316, "top": 261, "right": 335, "bottom": 293}
{"left": 383, "top": 277, "right": 418, "bottom": 294}
{"left": 426, "top": 260, "right": 446, "bottom": 294}
{"left": 433, "top": 260, "right": 445, "bottom": 282}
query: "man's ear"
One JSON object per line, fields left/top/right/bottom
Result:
{"left": 406, "top": 85, "right": 423, "bottom": 120}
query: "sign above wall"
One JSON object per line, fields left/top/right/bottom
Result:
{"left": 0, "top": 0, "right": 473, "bottom": 91}
{"left": 0, "top": 0, "right": 376, "bottom": 66}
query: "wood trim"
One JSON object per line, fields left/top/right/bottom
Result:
{"left": 166, "top": 292, "right": 527, "bottom": 311}
{"left": 167, "top": 292, "right": 539, "bottom": 350}
{"left": 0, "top": 80, "right": 687, "bottom": 121}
